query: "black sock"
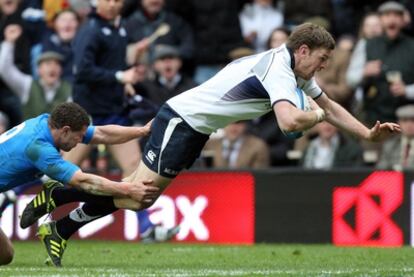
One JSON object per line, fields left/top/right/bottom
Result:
{"left": 52, "top": 187, "right": 114, "bottom": 207}
{"left": 56, "top": 201, "right": 118, "bottom": 240}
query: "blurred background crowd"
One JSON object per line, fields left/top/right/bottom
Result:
{"left": 1, "top": 0, "right": 414, "bottom": 173}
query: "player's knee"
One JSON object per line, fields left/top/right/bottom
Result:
{"left": 0, "top": 245, "right": 14, "bottom": 265}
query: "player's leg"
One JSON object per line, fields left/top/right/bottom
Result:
{"left": 108, "top": 139, "right": 141, "bottom": 177}
{"left": 0, "top": 228, "right": 13, "bottom": 265}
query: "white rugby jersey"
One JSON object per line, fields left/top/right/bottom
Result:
{"left": 167, "top": 44, "right": 323, "bottom": 134}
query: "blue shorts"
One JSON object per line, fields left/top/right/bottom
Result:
{"left": 91, "top": 114, "right": 131, "bottom": 126}
{"left": 142, "top": 104, "right": 210, "bottom": 178}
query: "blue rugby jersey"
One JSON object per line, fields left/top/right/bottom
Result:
{"left": 0, "top": 114, "right": 95, "bottom": 192}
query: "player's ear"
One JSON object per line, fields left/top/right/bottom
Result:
{"left": 61, "top": 126, "right": 71, "bottom": 134}
{"left": 298, "top": 44, "right": 310, "bottom": 56}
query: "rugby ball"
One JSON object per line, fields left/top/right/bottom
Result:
{"left": 282, "top": 88, "right": 310, "bottom": 139}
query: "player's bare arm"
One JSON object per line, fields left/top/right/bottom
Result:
{"left": 273, "top": 101, "right": 325, "bottom": 133}
{"left": 68, "top": 170, "right": 158, "bottom": 203}
{"left": 315, "top": 93, "right": 401, "bottom": 141}
{"left": 90, "top": 120, "right": 152, "bottom": 145}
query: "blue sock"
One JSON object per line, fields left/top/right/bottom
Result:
{"left": 138, "top": 210, "right": 154, "bottom": 235}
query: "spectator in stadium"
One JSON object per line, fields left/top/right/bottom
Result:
{"left": 346, "top": 12, "right": 382, "bottom": 117}
{"left": 125, "top": 0, "right": 194, "bottom": 66}
{"left": 36, "top": 9, "right": 80, "bottom": 83}
{"left": 0, "top": 0, "right": 33, "bottom": 128}
{"left": 353, "top": 2, "right": 414, "bottom": 126}
{"left": 140, "top": 44, "right": 196, "bottom": 108}
{"left": 239, "top": 0, "right": 284, "bottom": 53}
{"left": 0, "top": 102, "right": 157, "bottom": 266}
{"left": 267, "top": 26, "right": 290, "bottom": 49}
{"left": 203, "top": 121, "right": 269, "bottom": 169}
{"left": 67, "top": 0, "right": 142, "bottom": 177}
{"left": 300, "top": 121, "right": 364, "bottom": 169}
{"left": 0, "top": 24, "right": 71, "bottom": 120}
{"left": 377, "top": 105, "right": 414, "bottom": 170}
{"left": 174, "top": 0, "right": 247, "bottom": 84}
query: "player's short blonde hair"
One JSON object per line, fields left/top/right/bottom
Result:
{"left": 286, "top": 23, "right": 335, "bottom": 51}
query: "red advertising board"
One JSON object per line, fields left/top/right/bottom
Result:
{"left": 1, "top": 172, "right": 255, "bottom": 244}
{"left": 332, "top": 171, "right": 404, "bottom": 246}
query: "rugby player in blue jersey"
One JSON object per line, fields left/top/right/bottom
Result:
{"left": 0, "top": 102, "right": 157, "bottom": 265}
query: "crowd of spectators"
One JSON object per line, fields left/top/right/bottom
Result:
{"left": 1, "top": 0, "right": 414, "bottom": 172}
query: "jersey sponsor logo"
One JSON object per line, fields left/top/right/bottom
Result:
{"left": 145, "top": 150, "right": 157, "bottom": 164}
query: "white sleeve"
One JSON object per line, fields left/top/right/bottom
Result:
{"left": 0, "top": 42, "right": 32, "bottom": 104}
{"left": 297, "top": 77, "right": 323, "bottom": 99}
{"left": 259, "top": 54, "right": 298, "bottom": 107}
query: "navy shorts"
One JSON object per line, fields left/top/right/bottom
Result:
{"left": 142, "top": 104, "right": 210, "bottom": 178}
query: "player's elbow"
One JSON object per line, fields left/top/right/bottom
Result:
{"left": 279, "top": 118, "right": 300, "bottom": 133}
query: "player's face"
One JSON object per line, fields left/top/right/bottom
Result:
{"left": 295, "top": 46, "right": 331, "bottom": 80}
{"left": 96, "top": 0, "right": 123, "bottom": 21}
{"left": 58, "top": 126, "right": 88, "bottom": 152}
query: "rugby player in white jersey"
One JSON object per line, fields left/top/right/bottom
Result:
{"left": 120, "top": 22, "right": 400, "bottom": 210}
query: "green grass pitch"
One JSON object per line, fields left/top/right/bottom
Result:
{"left": 1, "top": 241, "right": 414, "bottom": 276}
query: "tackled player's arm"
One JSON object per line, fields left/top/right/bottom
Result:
{"left": 273, "top": 101, "right": 325, "bottom": 133}
{"left": 315, "top": 93, "right": 400, "bottom": 141}
{"left": 90, "top": 120, "right": 152, "bottom": 145}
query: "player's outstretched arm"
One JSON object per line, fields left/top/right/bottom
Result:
{"left": 90, "top": 119, "right": 152, "bottom": 145}
{"left": 315, "top": 93, "right": 400, "bottom": 141}
{"left": 273, "top": 101, "right": 325, "bottom": 133}
{"left": 68, "top": 170, "right": 158, "bottom": 203}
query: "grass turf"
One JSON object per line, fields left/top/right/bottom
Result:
{"left": 1, "top": 241, "right": 414, "bottom": 276}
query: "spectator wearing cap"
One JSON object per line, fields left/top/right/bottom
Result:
{"left": 377, "top": 105, "right": 414, "bottom": 170}
{"left": 125, "top": 0, "right": 194, "bottom": 66}
{"left": 360, "top": 1, "right": 414, "bottom": 126}
{"left": 0, "top": 24, "right": 71, "bottom": 119}
{"left": 140, "top": 44, "right": 196, "bottom": 108}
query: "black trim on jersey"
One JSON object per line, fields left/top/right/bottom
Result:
{"left": 271, "top": 99, "right": 297, "bottom": 109}
{"left": 313, "top": 91, "right": 324, "bottom": 100}
{"left": 261, "top": 52, "right": 275, "bottom": 82}
{"left": 221, "top": 76, "right": 269, "bottom": 102}
{"left": 287, "top": 47, "right": 295, "bottom": 70}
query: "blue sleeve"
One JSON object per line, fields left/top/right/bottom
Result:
{"left": 26, "top": 140, "right": 79, "bottom": 184}
{"left": 73, "top": 23, "right": 117, "bottom": 83}
{"left": 82, "top": 125, "right": 95, "bottom": 144}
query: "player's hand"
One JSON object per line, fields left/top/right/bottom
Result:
{"left": 4, "top": 24, "right": 22, "bottom": 43}
{"left": 141, "top": 119, "right": 153, "bottom": 136}
{"left": 126, "top": 179, "right": 159, "bottom": 203}
{"left": 367, "top": 121, "right": 401, "bottom": 142}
